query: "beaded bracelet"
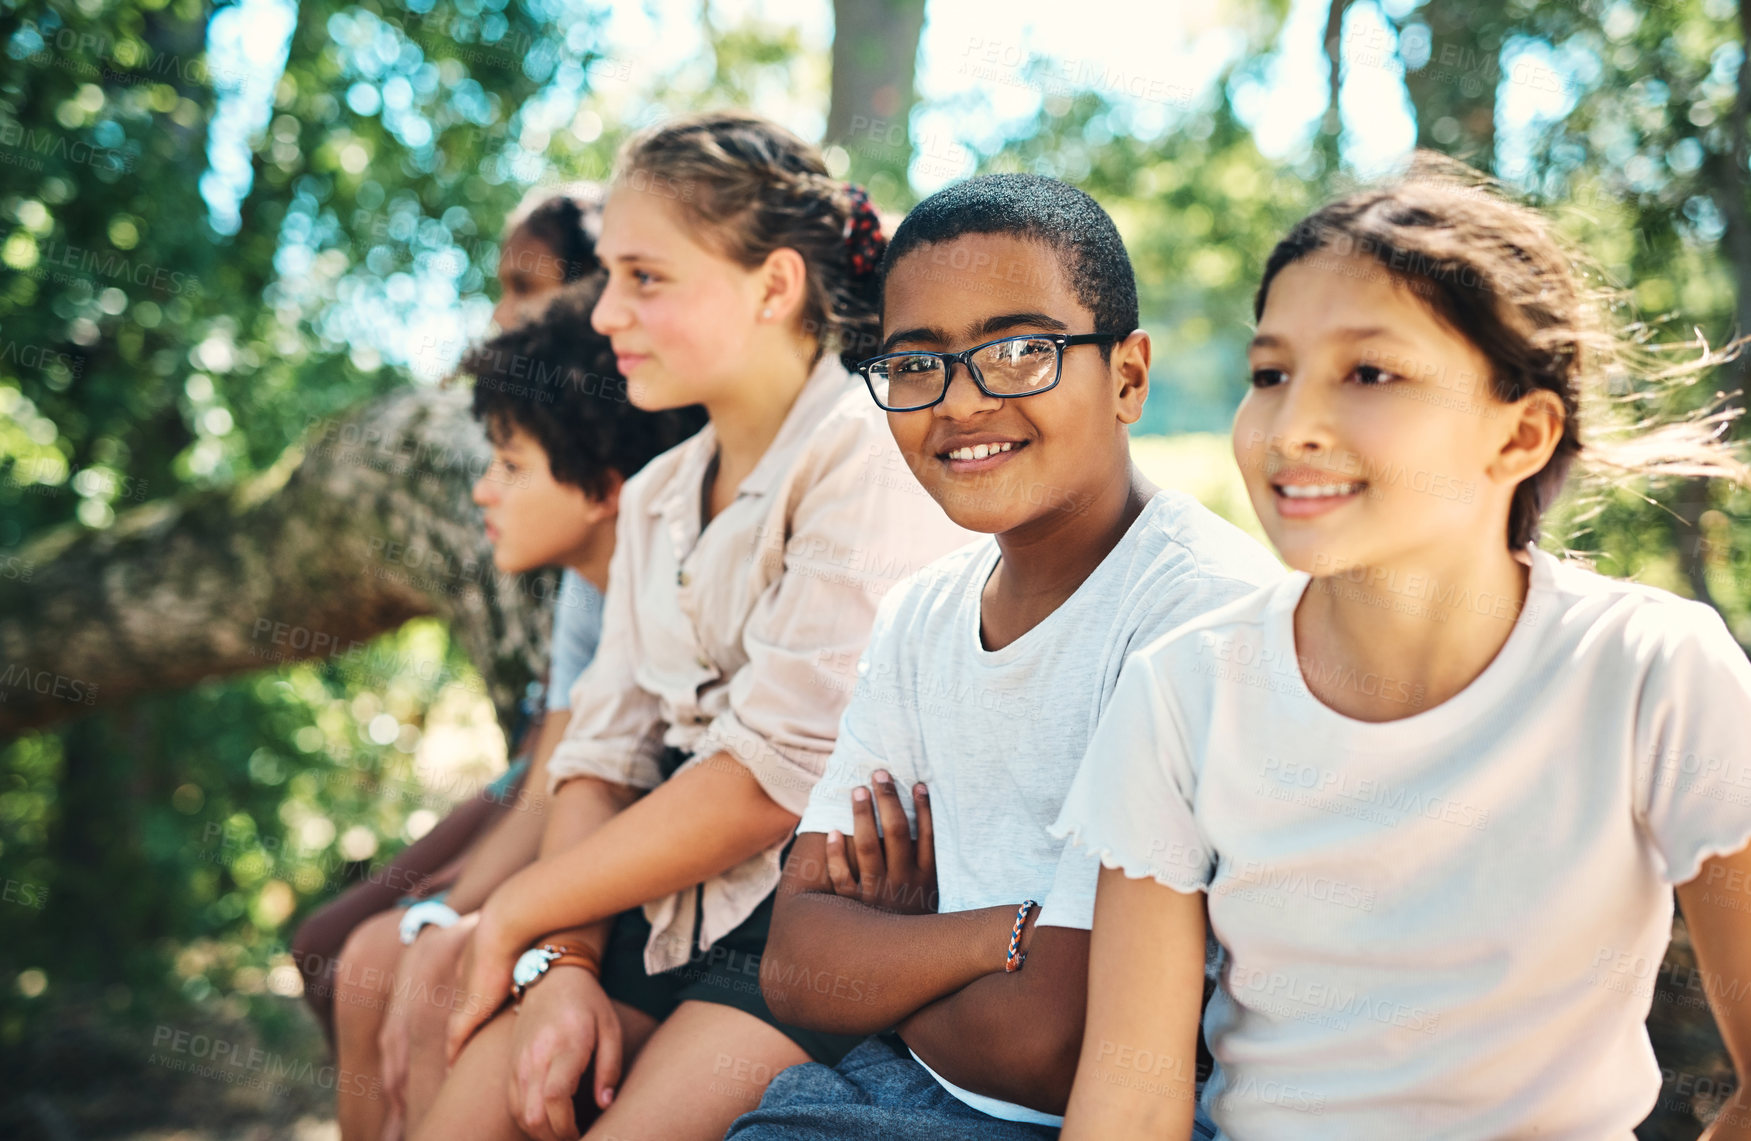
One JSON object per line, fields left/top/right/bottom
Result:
{"left": 1005, "top": 899, "right": 1038, "bottom": 973}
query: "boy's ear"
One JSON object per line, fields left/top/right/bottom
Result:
{"left": 588, "top": 469, "right": 627, "bottom": 520}
{"left": 1112, "top": 329, "right": 1151, "bottom": 426}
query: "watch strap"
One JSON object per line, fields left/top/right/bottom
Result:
{"left": 513, "top": 939, "right": 603, "bottom": 1006}
{"left": 536, "top": 939, "right": 603, "bottom": 978}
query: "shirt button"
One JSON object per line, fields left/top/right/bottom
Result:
{"left": 696, "top": 653, "right": 711, "bottom": 669}
{"left": 677, "top": 570, "right": 691, "bottom": 587}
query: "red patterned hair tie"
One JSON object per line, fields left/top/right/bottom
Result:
{"left": 842, "top": 183, "right": 885, "bottom": 279}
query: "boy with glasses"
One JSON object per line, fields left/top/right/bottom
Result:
{"left": 728, "top": 174, "right": 1282, "bottom": 1140}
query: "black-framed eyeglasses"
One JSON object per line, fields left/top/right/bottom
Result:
{"left": 854, "top": 332, "right": 1122, "bottom": 412}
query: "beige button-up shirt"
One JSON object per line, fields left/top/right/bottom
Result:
{"left": 548, "top": 353, "right": 975, "bottom": 974}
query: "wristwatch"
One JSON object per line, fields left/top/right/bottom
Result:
{"left": 511, "top": 940, "right": 602, "bottom": 1005}
{"left": 398, "top": 899, "right": 461, "bottom": 946}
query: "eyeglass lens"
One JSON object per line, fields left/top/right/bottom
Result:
{"left": 868, "top": 336, "right": 1061, "bottom": 408}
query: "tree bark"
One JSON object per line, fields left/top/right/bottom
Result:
{"left": 0, "top": 385, "right": 555, "bottom": 741}
{"left": 825, "top": 0, "right": 929, "bottom": 190}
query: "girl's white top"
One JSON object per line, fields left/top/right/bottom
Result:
{"left": 1052, "top": 546, "right": 1751, "bottom": 1140}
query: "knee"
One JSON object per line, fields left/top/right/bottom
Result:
{"left": 335, "top": 912, "right": 404, "bottom": 1008}
{"left": 291, "top": 896, "right": 364, "bottom": 996}
{"left": 405, "top": 970, "right": 453, "bottom": 1040}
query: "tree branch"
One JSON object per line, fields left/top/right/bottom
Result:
{"left": 0, "top": 386, "right": 555, "bottom": 740}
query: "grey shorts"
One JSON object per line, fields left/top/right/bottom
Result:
{"left": 724, "top": 1031, "right": 1219, "bottom": 1140}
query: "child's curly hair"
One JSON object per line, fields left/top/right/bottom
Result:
{"left": 465, "top": 279, "right": 706, "bottom": 496}
{"left": 613, "top": 110, "right": 886, "bottom": 370}
{"left": 1256, "top": 151, "right": 1748, "bottom": 550}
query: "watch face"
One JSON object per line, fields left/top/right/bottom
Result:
{"left": 512, "top": 948, "right": 555, "bottom": 989}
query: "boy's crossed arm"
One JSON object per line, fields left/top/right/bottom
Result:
{"left": 897, "top": 924, "right": 1089, "bottom": 1113}
{"left": 762, "top": 775, "right": 1091, "bottom": 1115}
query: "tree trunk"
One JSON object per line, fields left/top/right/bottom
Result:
{"left": 825, "top": 0, "right": 929, "bottom": 192}
{"left": 1318, "top": 0, "right": 1354, "bottom": 168}
{"left": 0, "top": 386, "right": 555, "bottom": 741}
{"left": 1395, "top": 3, "right": 1500, "bottom": 172}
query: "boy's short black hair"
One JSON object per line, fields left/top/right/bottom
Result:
{"left": 466, "top": 281, "right": 706, "bottom": 497}
{"left": 880, "top": 173, "right": 1139, "bottom": 348}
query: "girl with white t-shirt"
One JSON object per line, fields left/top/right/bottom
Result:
{"left": 1053, "top": 154, "right": 1751, "bottom": 1140}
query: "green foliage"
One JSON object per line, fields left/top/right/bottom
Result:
{"left": 0, "top": 0, "right": 602, "bottom": 1076}
{"left": 0, "top": 618, "right": 495, "bottom": 1054}
{"left": 1472, "top": 0, "right": 1751, "bottom": 640}
{"left": 976, "top": 89, "right": 1318, "bottom": 433}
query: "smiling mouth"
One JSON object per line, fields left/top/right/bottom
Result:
{"left": 942, "top": 441, "right": 1023, "bottom": 462}
{"left": 1274, "top": 481, "right": 1365, "bottom": 499}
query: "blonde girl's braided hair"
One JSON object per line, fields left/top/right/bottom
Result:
{"left": 614, "top": 110, "right": 887, "bottom": 370}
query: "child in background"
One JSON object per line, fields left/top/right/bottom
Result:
{"left": 417, "top": 112, "right": 972, "bottom": 1141}
{"left": 327, "top": 281, "right": 704, "bottom": 1141}
{"left": 293, "top": 181, "right": 612, "bottom": 1058}
{"left": 727, "top": 173, "right": 1280, "bottom": 1141}
{"left": 492, "top": 181, "right": 605, "bottom": 332}
{"left": 1054, "top": 155, "right": 1751, "bottom": 1140}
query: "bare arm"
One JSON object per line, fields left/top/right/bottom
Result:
{"left": 478, "top": 750, "right": 798, "bottom": 959}
{"left": 447, "top": 751, "right": 792, "bottom": 1058}
{"left": 799, "top": 770, "right": 1092, "bottom": 1105}
{"left": 1677, "top": 845, "right": 1751, "bottom": 1141}
{"left": 896, "top": 924, "right": 1088, "bottom": 1114}
{"left": 1060, "top": 867, "right": 1207, "bottom": 1141}
{"left": 760, "top": 830, "right": 1018, "bottom": 1034}
{"left": 442, "top": 710, "right": 572, "bottom": 914}
{"left": 510, "top": 770, "right": 646, "bottom": 957}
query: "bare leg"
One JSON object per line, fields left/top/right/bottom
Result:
{"left": 334, "top": 910, "right": 406, "bottom": 1141}
{"left": 408, "top": 1010, "right": 527, "bottom": 1141}
{"left": 292, "top": 792, "right": 501, "bottom": 1043}
{"left": 400, "top": 926, "right": 469, "bottom": 1138}
{"left": 412, "top": 1000, "right": 660, "bottom": 1141}
{"left": 583, "top": 1001, "right": 809, "bottom": 1141}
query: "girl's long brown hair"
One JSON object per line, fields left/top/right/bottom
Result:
{"left": 614, "top": 111, "right": 884, "bottom": 370}
{"left": 1256, "top": 151, "right": 1748, "bottom": 549}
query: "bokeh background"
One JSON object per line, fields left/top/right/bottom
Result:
{"left": 2, "top": 0, "right": 1750, "bottom": 1136}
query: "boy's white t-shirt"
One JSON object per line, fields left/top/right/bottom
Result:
{"left": 797, "top": 490, "right": 1284, "bottom": 1124}
{"left": 1052, "top": 547, "right": 1751, "bottom": 1140}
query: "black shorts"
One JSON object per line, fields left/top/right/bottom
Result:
{"left": 597, "top": 888, "right": 864, "bottom": 1068}
{"left": 594, "top": 747, "right": 863, "bottom": 1069}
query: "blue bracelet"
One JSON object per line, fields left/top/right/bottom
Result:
{"left": 1005, "top": 900, "right": 1038, "bottom": 973}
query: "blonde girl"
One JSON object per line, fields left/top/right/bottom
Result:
{"left": 412, "top": 112, "right": 969, "bottom": 1141}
